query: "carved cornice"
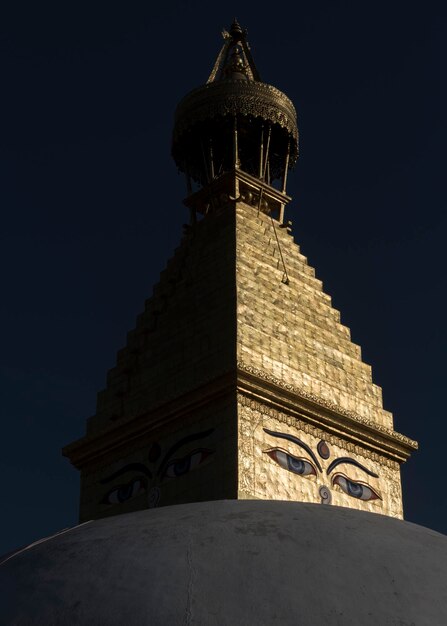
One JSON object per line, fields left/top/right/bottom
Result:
{"left": 236, "top": 361, "right": 417, "bottom": 463}
{"left": 63, "top": 361, "right": 417, "bottom": 471}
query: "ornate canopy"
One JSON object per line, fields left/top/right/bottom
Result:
{"left": 172, "top": 20, "right": 298, "bottom": 187}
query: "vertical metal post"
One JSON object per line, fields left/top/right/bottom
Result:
{"left": 233, "top": 115, "right": 240, "bottom": 198}
{"left": 233, "top": 115, "right": 240, "bottom": 170}
{"left": 279, "top": 203, "right": 285, "bottom": 224}
{"left": 209, "top": 139, "right": 215, "bottom": 180}
{"left": 263, "top": 124, "right": 271, "bottom": 180}
{"left": 259, "top": 124, "right": 264, "bottom": 179}
{"left": 281, "top": 139, "right": 291, "bottom": 194}
{"left": 257, "top": 188, "right": 264, "bottom": 216}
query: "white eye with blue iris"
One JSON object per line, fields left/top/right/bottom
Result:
{"left": 264, "top": 448, "right": 316, "bottom": 477}
{"left": 162, "top": 448, "right": 212, "bottom": 480}
{"left": 103, "top": 478, "right": 146, "bottom": 504}
{"left": 332, "top": 474, "right": 380, "bottom": 501}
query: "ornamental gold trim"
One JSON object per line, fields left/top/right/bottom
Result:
{"left": 236, "top": 361, "right": 418, "bottom": 456}
{"left": 237, "top": 394, "right": 399, "bottom": 470}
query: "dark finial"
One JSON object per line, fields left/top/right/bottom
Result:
{"left": 173, "top": 19, "right": 299, "bottom": 199}
{"left": 230, "top": 18, "right": 244, "bottom": 41}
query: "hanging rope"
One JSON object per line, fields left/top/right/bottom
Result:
{"left": 269, "top": 214, "right": 290, "bottom": 285}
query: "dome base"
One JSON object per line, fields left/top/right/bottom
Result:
{"left": 1, "top": 500, "right": 446, "bottom": 625}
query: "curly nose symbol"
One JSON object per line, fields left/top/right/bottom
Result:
{"left": 319, "top": 485, "right": 331, "bottom": 505}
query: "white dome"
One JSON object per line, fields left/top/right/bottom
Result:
{"left": 1, "top": 500, "right": 447, "bottom": 625}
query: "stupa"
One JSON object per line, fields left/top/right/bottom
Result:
{"left": 2, "top": 21, "right": 446, "bottom": 626}
{"left": 62, "top": 18, "right": 416, "bottom": 522}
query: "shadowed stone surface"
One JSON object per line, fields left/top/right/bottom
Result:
{"left": 1, "top": 500, "right": 446, "bottom": 625}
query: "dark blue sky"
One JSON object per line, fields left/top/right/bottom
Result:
{"left": 1, "top": 1, "right": 446, "bottom": 555}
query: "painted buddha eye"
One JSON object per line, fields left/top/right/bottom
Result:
{"left": 162, "top": 448, "right": 212, "bottom": 480}
{"left": 264, "top": 448, "right": 316, "bottom": 477}
{"left": 103, "top": 478, "right": 147, "bottom": 505}
{"left": 332, "top": 474, "right": 381, "bottom": 501}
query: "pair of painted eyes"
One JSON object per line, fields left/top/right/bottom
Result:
{"left": 265, "top": 448, "right": 380, "bottom": 502}
{"left": 266, "top": 449, "right": 316, "bottom": 477}
{"left": 103, "top": 448, "right": 211, "bottom": 505}
{"left": 332, "top": 474, "right": 379, "bottom": 501}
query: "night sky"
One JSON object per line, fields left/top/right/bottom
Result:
{"left": 1, "top": 1, "right": 446, "bottom": 555}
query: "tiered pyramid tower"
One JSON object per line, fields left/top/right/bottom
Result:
{"left": 64, "top": 20, "right": 416, "bottom": 522}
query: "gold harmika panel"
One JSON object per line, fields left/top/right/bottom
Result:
{"left": 237, "top": 396, "right": 404, "bottom": 519}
